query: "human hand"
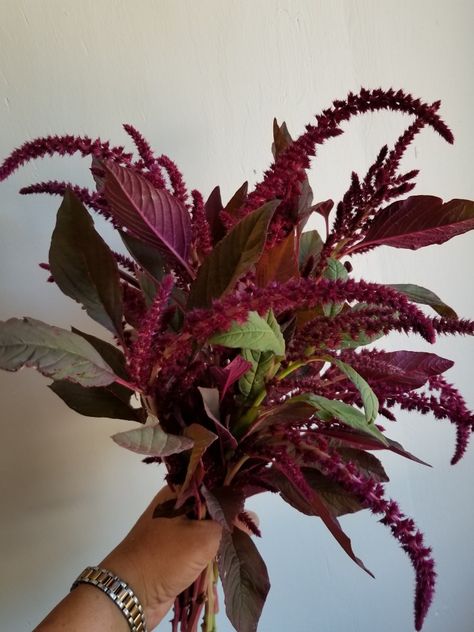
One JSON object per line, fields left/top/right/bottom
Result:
{"left": 101, "top": 486, "right": 223, "bottom": 630}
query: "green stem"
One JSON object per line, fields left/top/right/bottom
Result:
{"left": 224, "top": 455, "right": 250, "bottom": 486}
{"left": 202, "top": 560, "right": 218, "bottom": 632}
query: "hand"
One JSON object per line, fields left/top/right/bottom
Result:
{"left": 101, "top": 486, "right": 223, "bottom": 629}
{"left": 35, "top": 487, "right": 222, "bottom": 631}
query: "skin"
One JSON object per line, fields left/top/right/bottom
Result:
{"left": 34, "top": 487, "right": 223, "bottom": 631}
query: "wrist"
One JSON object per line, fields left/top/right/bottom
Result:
{"left": 100, "top": 550, "right": 172, "bottom": 630}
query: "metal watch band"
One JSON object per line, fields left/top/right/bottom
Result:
{"left": 71, "top": 566, "right": 147, "bottom": 632}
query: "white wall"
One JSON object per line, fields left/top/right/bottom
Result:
{"left": 0, "top": 1, "right": 473, "bottom": 631}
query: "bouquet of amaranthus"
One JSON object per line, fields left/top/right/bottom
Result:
{"left": 1, "top": 88, "right": 473, "bottom": 632}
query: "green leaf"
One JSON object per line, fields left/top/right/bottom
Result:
{"left": 71, "top": 327, "right": 129, "bottom": 380}
{"left": 328, "top": 357, "right": 379, "bottom": 423}
{"left": 210, "top": 311, "right": 285, "bottom": 356}
{"left": 338, "top": 330, "right": 384, "bottom": 349}
{"left": 292, "top": 393, "right": 388, "bottom": 445}
{"left": 49, "top": 191, "right": 123, "bottom": 337}
{"left": 218, "top": 528, "right": 270, "bottom": 632}
{"left": 322, "top": 258, "right": 348, "bottom": 317}
{"left": 49, "top": 380, "right": 141, "bottom": 421}
{"left": 0, "top": 317, "right": 117, "bottom": 387}
{"left": 388, "top": 283, "right": 457, "bottom": 318}
{"left": 187, "top": 201, "right": 279, "bottom": 308}
{"left": 239, "top": 349, "right": 275, "bottom": 399}
{"left": 238, "top": 311, "right": 283, "bottom": 398}
{"left": 112, "top": 419, "right": 194, "bottom": 456}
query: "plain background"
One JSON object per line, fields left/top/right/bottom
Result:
{"left": 0, "top": 1, "right": 473, "bottom": 631}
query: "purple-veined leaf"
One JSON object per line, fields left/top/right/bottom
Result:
{"left": 187, "top": 200, "right": 279, "bottom": 308}
{"left": 98, "top": 160, "right": 193, "bottom": 277}
{"left": 351, "top": 196, "right": 474, "bottom": 252}
{"left": 198, "top": 387, "right": 238, "bottom": 448}
{"left": 49, "top": 380, "right": 141, "bottom": 421}
{"left": 0, "top": 317, "right": 117, "bottom": 387}
{"left": 388, "top": 283, "right": 457, "bottom": 318}
{"left": 112, "top": 419, "right": 194, "bottom": 456}
{"left": 49, "top": 190, "right": 124, "bottom": 337}
{"left": 357, "top": 350, "right": 454, "bottom": 389}
{"left": 201, "top": 485, "right": 245, "bottom": 531}
{"left": 178, "top": 424, "right": 218, "bottom": 499}
{"left": 218, "top": 528, "right": 270, "bottom": 632}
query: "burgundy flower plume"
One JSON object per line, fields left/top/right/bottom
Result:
{"left": 0, "top": 88, "right": 472, "bottom": 632}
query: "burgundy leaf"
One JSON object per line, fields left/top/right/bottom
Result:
{"left": 187, "top": 200, "right": 279, "bottom": 308}
{"left": 268, "top": 464, "right": 374, "bottom": 577}
{"left": 49, "top": 380, "right": 140, "bottom": 422}
{"left": 98, "top": 160, "right": 193, "bottom": 277}
{"left": 224, "top": 181, "right": 249, "bottom": 220}
{"left": 358, "top": 350, "right": 454, "bottom": 389}
{"left": 210, "top": 356, "right": 253, "bottom": 399}
{"left": 320, "top": 428, "right": 431, "bottom": 467}
{"left": 351, "top": 196, "right": 474, "bottom": 252}
{"left": 255, "top": 228, "right": 299, "bottom": 287}
{"left": 178, "top": 424, "right": 218, "bottom": 501}
{"left": 204, "top": 185, "right": 226, "bottom": 244}
{"left": 49, "top": 191, "right": 124, "bottom": 338}
{"left": 335, "top": 449, "right": 389, "bottom": 483}
{"left": 198, "top": 387, "right": 238, "bottom": 449}
{"left": 312, "top": 199, "right": 334, "bottom": 223}
{"left": 218, "top": 528, "right": 270, "bottom": 632}
{"left": 201, "top": 485, "right": 245, "bottom": 531}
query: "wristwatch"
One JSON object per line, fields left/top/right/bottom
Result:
{"left": 71, "top": 565, "right": 147, "bottom": 632}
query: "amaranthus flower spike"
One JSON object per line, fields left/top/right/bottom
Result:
{"left": 0, "top": 87, "right": 473, "bottom": 632}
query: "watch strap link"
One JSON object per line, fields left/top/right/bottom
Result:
{"left": 71, "top": 565, "right": 147, "bottom": 632}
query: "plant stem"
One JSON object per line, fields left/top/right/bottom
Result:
{"left": 202, "top": 560, "right": 218, "bottom": 632}
{"left": 224, "top": 455, "right": 250, "bottom": 486}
